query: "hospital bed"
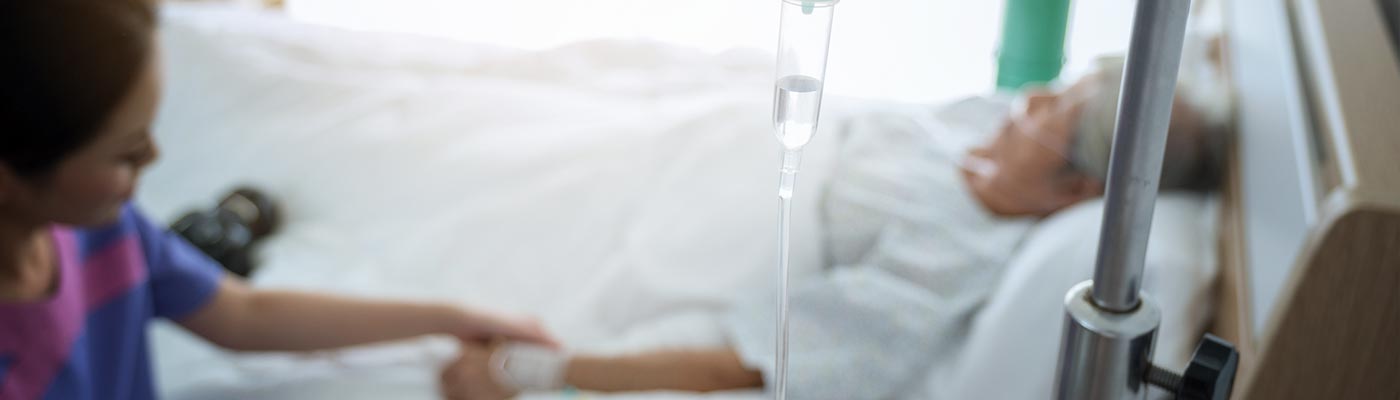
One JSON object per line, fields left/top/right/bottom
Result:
{"left": 1210, "top": 0, "right": 1399, "bottom": 398}
{"left": 138, "top": 0, "right": 1394, "bottom": 399}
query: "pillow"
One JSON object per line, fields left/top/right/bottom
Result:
{"left": 922, "top": 194, "right": 1219, "bottom": 399}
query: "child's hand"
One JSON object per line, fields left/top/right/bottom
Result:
{"left": 439, "top": 342, "right": 520, "bottom": 400}
{"left": 447, "top": 307, "right": 559, "bottom": 349}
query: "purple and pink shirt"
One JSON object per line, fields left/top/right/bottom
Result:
{"left": 0, "top": 205, "right": 224, "bottom": 400}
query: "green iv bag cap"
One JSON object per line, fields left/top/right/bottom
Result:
{"left": 781, "top": 0, "right": 839, "bottom": 5}
{"left": 782, "top": 0, "right": 839, "bottom": 14}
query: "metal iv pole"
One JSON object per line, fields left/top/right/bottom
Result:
{"left": 1052, "top": 0, "right": 1238, "bottom": 399}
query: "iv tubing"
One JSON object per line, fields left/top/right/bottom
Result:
{"left": 774, "top": 149, "right": 801, "bottom": 400}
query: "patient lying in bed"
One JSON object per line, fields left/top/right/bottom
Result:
{"left": 439, "top": 58, "right": 1229, "bottom": 400}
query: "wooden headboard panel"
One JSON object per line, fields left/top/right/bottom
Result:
{"left": 1216, "top": 0, "right": 1400, "bottom": 398}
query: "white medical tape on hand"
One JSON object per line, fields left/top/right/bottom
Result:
{"left": 488, "top": 343, "right": 569, "bottom": 391}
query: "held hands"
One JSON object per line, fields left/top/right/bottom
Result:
{"left": 438, "top": 307, "right": 568, "bottom": 399}
{"left": 440, "top": 342, "right": 519, "bottom": 400}
{"left": 439, "top": 340, "right": 570, "bottom": 400}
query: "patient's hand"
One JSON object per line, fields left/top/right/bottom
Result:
{"left": 440, "top": 342, "right": 519, "bottom": 400}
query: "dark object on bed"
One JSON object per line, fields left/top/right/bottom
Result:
{"left": 171, "top": 187, "right": 281, "bottom": 278}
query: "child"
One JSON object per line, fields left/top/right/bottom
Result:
{"left": 0, "top": 1, "right": 555, "bottom": 399}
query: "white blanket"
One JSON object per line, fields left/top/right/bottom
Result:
{"left": 724, "top": 103, "right": 1035, "bottom": 399}
{"left": 143, "top": 5, "right": 1217, "bottom": 400}
{"left": 143, "top": 5, "right": 878, "bottom": 399}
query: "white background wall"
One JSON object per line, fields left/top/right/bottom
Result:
{"left": 283, "top": 0, "right": 1138, "bottom": 103}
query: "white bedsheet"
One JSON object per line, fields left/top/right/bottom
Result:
{"left": 143, "top": 5, "right": 882, "bottom": 399}
{"left": 142, "top": 5, "right": 1218, "bottom": 400}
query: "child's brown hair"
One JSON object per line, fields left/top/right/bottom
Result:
{"left": 0, "top": 0, "right": 157, "bottom": 178}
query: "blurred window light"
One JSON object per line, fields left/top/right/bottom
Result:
{"left": 282, "top": 0, "right": 1135, "bottom": 103}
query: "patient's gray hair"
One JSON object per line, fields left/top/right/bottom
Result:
{"left": 1068, "top": 56, "right": 1231, "bottom": 191}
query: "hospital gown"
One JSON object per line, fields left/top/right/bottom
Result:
{"left": 724, "top": 97, "right": 1034, "bottom": 399}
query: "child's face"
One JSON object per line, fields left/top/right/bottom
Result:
{"left": 0, "top": 50, "right": 161, "bottom": 227}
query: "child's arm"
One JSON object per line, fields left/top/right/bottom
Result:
{"left": 178, "top": 277, "right": 555, "bottom": 352}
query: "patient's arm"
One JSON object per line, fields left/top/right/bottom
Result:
{"left": 565, "top": 349, "right": 763, "bottom": 392}
{"left": 179, "top": 277, "right": 556, "bottom": 352}
{"left": 441, "top": 343, "right": 762, "bottom": 400}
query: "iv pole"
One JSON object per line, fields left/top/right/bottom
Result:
{"left": 1051, "top": 0, "right": 1236, "bottom": 399}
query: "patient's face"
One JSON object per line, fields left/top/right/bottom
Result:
{"left": 962, "top": 79, "right": 1103, "bottom": 217}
